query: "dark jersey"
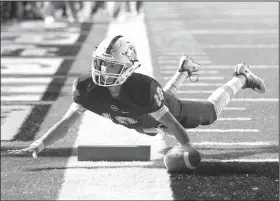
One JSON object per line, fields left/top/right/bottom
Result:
{"left": 72, "top": 72, "right": 166, "bottom": 129}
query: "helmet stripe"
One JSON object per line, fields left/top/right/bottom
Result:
{"left": 105, "top": 35, "right": 123, "bottom": 54}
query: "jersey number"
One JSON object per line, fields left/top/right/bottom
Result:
{"left": 102, "top": 113, "right": 137, "bottom": 125}
{"left": 154, "top": 87, "right": 164, "bottom": 107}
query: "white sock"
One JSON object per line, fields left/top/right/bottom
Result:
{"left": 163, "top": 71, "right": 189, "bottom": 95}
{"left": 207, "top": 75, "right": 246, "bottom": 117}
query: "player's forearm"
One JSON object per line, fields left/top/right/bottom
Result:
{"left": 166, "top": 122, "right": 190, "bottom": 145}
{"left": 39, "top": 118, "right": 75, "bottom": 148}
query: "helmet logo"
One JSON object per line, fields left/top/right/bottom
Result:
{"left": 122, "top": 45, "right": 137, "bottom": 62}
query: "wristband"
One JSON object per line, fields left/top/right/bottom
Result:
{"left": 30, "top": 140, "right": 45, "bottom": 153}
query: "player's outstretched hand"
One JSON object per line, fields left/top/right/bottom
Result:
{"left": 7, "top": 140, "right": 44, "bottom": 159}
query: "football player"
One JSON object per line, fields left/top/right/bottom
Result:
{"left": 8, "top": 35, "right": 265, "bottom": 159}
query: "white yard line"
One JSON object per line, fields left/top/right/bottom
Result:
{"left": 160, "top": 65, "right": 278, "bottom": 70}
{"left": 58, "top": 15, "right": 173, "bottom": 200}
{"left": 1, "top": 77, "right": 52, "bottom": 84}
{"left": 217, "top": 117, "right": 251, "bottom": 121}
{"left": 181, "top": 98, "right": 279, "bottom": 102}
{"left": 161, "top": 70, "right": 219, "bottom": 74}
{"left": 1, "top": 95, "right": 42, "bottom": 101}
{"left": 193, "top": 141, "right": 276, "bottom": 146}
{"left": 182, "top": 82, "right": 224, "bottom": 87}
{"left": 164, "top": 76, "right": 224, "bottom": 80}
{"left": 157, "top": 55, "right": 209, "bottom": 60}
{"left": 224, "top": 107, "right": 246, "bottom": 111}
{"left": 171, "top": 29, "right": 279, "bottom": 34}
{"left": 158, "top": 60, "right": 212, "bottom": 64}
{"left": 187, "top": 129, "right": 259, "bottom": 132}
{"left": 204, "top": 158, "right": 279, "bottom": 162}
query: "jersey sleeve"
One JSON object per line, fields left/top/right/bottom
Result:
{"left": 72, "top": 78, "right": 87, "bottom": 111}
{"left": 148, "top": 81, "right": 169, "bottom": 121}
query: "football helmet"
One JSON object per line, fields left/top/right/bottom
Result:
{"left": 92, "top": 35, "right": 141, "bottom": 86}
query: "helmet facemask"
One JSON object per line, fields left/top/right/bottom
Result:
{"left": 91, "top": 36, "right": 141, "bottom": 87}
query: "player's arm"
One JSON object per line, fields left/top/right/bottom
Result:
{"left": 149, "top": 105, "right": 190, "bottom": 146}
{"left": 39, "top": 102, "right": 85, "bottom": 149}
{"left": 8, "top": 102, "right": 86, "bottom": 158}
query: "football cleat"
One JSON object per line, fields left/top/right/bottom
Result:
{"left": 233, "top": 63, "right": 266, "bottom": 93}
{"left": 178, "top": 55, "right": 201, "bottom": 82}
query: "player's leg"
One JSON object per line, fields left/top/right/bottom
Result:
{"left": 207, "top": 63, "right": 265, "bottom": 118}
{"left": 163, "top": 55, "right": 201, "bottom": 96}
{"left": 165, "top": 63, "right": 266, "bottom": 129}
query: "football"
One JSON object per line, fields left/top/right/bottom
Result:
{"left": 163, "top": 145, "right": 201, "bottom": 172}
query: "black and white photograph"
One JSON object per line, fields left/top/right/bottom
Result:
{"left": 1, "top": 1, "right": 279, "bottom": 200}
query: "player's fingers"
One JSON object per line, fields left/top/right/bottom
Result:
{"left": 32, "top": 151, "right": 38, "bottom": 159}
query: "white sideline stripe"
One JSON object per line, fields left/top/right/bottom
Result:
{"left": 204, "top": 158, "right": 279, "bottom": 163}
{"left": 161, "top": 70, "right": 219, "bottom": 74}
{"left": 58, "top": 15, "right": 173, "bottom": 200}
{"left": 193, "top": 141, "right": 276, "bottom": 146}
{"left": 181, "top": 98, "right": 279, "bottom": 102}
{"left": 187, "top": 129, "right": 259, "bottom": 132}
{"left": 164, "top": 76, "right": 224, "bottom": 80}
{"left": 1, "top": 106, "right": 32, "bottom": 140}
{"left": 217, "top": 118, "right": 251, "bottom": 121}
{"left": 160, "top": 65, "right": 278, "bottom": 70}
{"left": 224, "top": 107, "right": 246, "bottom": 111}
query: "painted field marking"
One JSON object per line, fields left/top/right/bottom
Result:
{"left": 177, "top": 90, "right": 215, "bottom": 94}
{"left": 193, "top": 141, "right": 276, "bottom": 146}
{"left": 224, "top": 107, "right": 246, "bottom": 111}
{"left": 197, "top": 44, "right": 277, "bottom": 48}
{"left": 2, "top": 85, "right": 49, "bottom": 93}
{"left": 1, "top": 32, "right": 80, "bottom": 45}
{"left": 158, "top": 52, "right": 207, "bottom": 56}
{"left": 181, "top": 83, "right": 224, "bottom": 87}
{"left": 204, "top": 158, "right": 279, "bottom": 162}
{"left": 1, "top": 77, "right": 52, "bottom": 84}
{"left": 181, "top": 98, "right": 279, "bottom": 102}
{"left": 1, "top": 58, "right": 63, "bottom": 75}
{"left": 187, "top": 129, "right": 259, "bottom": 132}
{"left": 1, "top": 105, "right": 32, "bottom": 141}
{"left": 58, "top": 14, "right": 173, "bottom": 200}
{"left": 157, "top": 55, "right": 209, "bottom": 60}
{"left": 160, "top": 65, "right": 278, "bottom": 70}
{"left": 161, "top": 70, "right": 219, "bottom": 74}
{"left": 158, "top": 59, "right": 212, "bottom": 65}
{"left": 217, "top": 117, "right": 251, "bottom": 121}
{"left": 1, "top": 95, "right": 43, "bottom": 101}
{"left": 169, "top": 29, "right": 279, "bottom": 34}
{"left": 164, "top": 76, "right": 224, "bottom": 80}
